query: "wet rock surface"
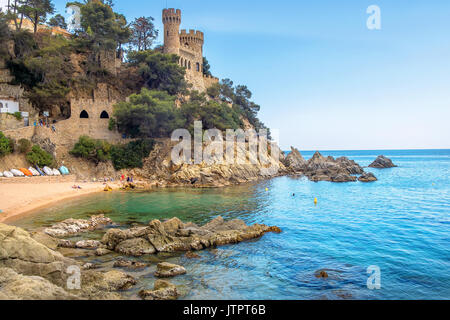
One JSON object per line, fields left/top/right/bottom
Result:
{"left": 102, "top": 216, "right": 281, "bottom": 256}
{"left": 369, "top": 155, "right": 397, "bottom": 168}
{"left": 358, "top": 172, "right": 378, "bottom": 182}
{"left": 139, "top": 280, "right": 178, "bottom": 300}
{"left": 283, "top": 149, "right": 380, "bottom": 183}
{"left": 154, "top": 262, "right": 186, "bottom": 278}
{"left": 44, "top": 214, "right": 113, "bottom": 237}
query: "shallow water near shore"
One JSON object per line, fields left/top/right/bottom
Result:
{"left": 12, "top": 149, "right": 450, "bottom": 300}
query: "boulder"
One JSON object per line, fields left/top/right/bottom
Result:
{"left": 115, "top": 238, "right": 156, "bottom": 256}
{"left": 358, "top": 172, "right": 378, "bottom": 182}
{"left": 0, "top": 267, "right": 77, "bottom": 300}
{"left": 154, "top": 262, "right": 186, "bottom": 278}
{"left": 0, "top": 223, "right": 77, "bottom": 287}
{"left": 139, "top": 280, "right": 178, "bottom": 300}
{"left": 369, "top": 155, "right": 397, "bottom": 168}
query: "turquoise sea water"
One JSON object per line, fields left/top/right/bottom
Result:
{"left": 13, "top": 149, "right": 450, "bottom": 300}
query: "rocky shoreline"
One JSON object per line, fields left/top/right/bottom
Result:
{"left": 126, "top": 140, "right": 396, "bottom": 188}
{"left": 0, "top": 215, "right": 281, "bottom": 300}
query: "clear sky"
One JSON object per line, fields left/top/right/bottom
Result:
{"left": 31, "top": 1, "right": 450, "bottom": 149}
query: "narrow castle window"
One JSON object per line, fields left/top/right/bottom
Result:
{"left": 80, "top": 110, "right": 89, "bottom": 118}
{"left": 100, "top": 111, "right": 109, "bottom": 119}
{"left": 196, "top": 62, "right": 200, "bottom": 72}
{"left": 188, "top": 61, "right": 191, "bottom": 69}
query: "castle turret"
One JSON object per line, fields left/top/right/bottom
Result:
{"left": 180, "top": 29, "right": 204, "bottom": 55}
{"left": 162, "top": 8, "right": 181, "bottom": 55}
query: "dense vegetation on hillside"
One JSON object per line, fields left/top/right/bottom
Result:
{"left": 70, "top": 135, "right": 154, "bottom": 170}
{"left": 1, "top": 0, "right": 270, "bottom": 169}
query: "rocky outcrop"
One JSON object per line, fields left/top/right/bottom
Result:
{"left": 79, "top": 270, "right": 137, "bottom": 300}
{"left": 303, "top": 152, "right": 362, "bottom": 182}
{"left": 0, "top": 223, "right": 76, "bottom": 287}
{"left": 0, "top": 223, "right": 137, "bottom": 300}
{"left": 0, "top": 267, "right": 77, "bottom": 300}
{"left": 358, "top": 172, "right": 377, "bottom": 182}
{"left": 139, "top": 280, "right": 178, "bottom": 300}
{"left": 282, "top": 149, "right": 377, "bottom": 183}
{"left": 44, "top": 215, "right": 113, "bottom": 238}
{"left": 282, "top": 147, "right": 306, "bottom": 172}
{"left": 369, "top": 155, "right": 397, "bottom": 168}
{"left": 133, "top": 139, "right": 287, "bottom": 188}
{"left": 102, "top": 216, "right": 281, "bottom": 256}
{"left": 155, "top": 262, "right": 186, "bottom": 278}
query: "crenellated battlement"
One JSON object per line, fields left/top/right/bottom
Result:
{"left": 162, "top": 8, "right": 181, "bottom": 23}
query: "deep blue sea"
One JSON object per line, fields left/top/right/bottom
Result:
{"left": 13, "top": 149, "right": 450, "bottom": 300}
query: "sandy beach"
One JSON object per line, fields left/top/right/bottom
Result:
{"left": 0, "top": 176, "right": 117, "bottom": 223}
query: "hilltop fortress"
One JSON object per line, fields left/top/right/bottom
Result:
{"left": 162, "top": 8, "right": 218, "bottom": 92}
{"left": 1, "top": 8, "right": 219, "bottom": 146}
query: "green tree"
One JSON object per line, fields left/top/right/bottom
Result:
{"left": 17, "top": 138, "right": 32, "bottom": 153}
{"left": 113, "top": 88, "right": 182, "bottom": 138}
{"left": 202, "top": 57, "right": 212, "bottom": 76}
{"left": 48, "top": 13, "right": 67, "bottom": 29}
{"left": 0, "top": 12, "right": 11, "bottom": 56}
{"left": 130, "top": 16, "right": 158, "bottom": 51}
{"left": 26, "top": 145, "right": 54, "bottom": 166}
{"left": 0, "top": 132, "right": 13, "bottom": 157}
{"left": 78, "top": 0, "right": 130, "bottom": 52}
{"left": 70, "top": 135, "right": 112, "bottom": 164}
{"left": 180, "top": 91, "right": 242, "bottom": 132}
{"left": 111, "top": 139, "right": 154, "bottom": 170}
{"left": 127, "top": 50, "right": 187, "bottom": 95}
{"left": 21, "top": 0, "right": 55, "bottom": 34}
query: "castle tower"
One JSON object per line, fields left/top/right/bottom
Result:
{"left": 162, "top": 8, "right": 181, "bottom": 55}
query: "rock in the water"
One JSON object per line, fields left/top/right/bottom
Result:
{"left": 95, "top": 248, "right": 112, "bottom": 256}
{"left": 115, "top": 238, "right": 156, "bottom": 256}
{"left": 44, "top": 215, "right": 113, "bottom": 238}
{"left": 113, "top": 259, "right": 147, "bottom": 269}
{"left": 369, "top": 155, "right": 397, "bottom": 168}
{"left": 315, "top": 270, "right": 329, "bottom": 279}
{"left": 358, "top": 172, "right": 378, "bottom": 182}
{"left": 283, "top": 147, "right": 306, "bottom": 172}
{"left": 75, "top": 240, "right": 102, "bottom": 249}
{"left": 139, "top": 280, "right": 178, "bottom": 300}
{"left": 102, "top": 216, "right": 281, "bottom": 256}
{"left": 302, "top": 152, "right": 363, "bottom": 183}
{"left": 185, "top": 251, "right": 200, "bottom": 259}
{"left": 82, "top": 263, "right": 99, "bottom": 270}
{"left": 154, "top": 262, "right": 186, "bottom": 278}
{"left": 57, "top": 239, "right": 76, "bottom": 248}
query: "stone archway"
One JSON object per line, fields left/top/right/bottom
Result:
{"left": 100, "top": 110, "right": 109, "bottom": 119}
{"left": 80, "top": 110, "right": 89, "bottom": 118}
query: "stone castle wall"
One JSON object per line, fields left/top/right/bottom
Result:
{"left": 162, "top": 8, "right": 219, "bottom": 92}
